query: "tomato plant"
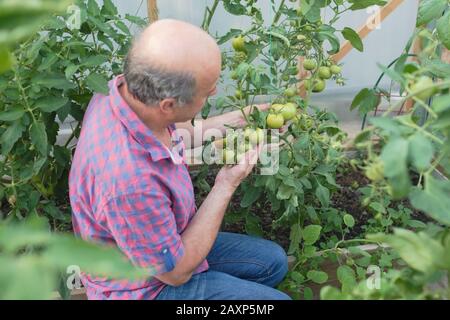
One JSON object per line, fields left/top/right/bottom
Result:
{"left": 0, "top": 0, "right": 152, "bottom": 300}
{"left": 198, "top": 0, "right": 393, "bottom": 299}
{"left": 0, "top": 0, "right": 146, "bottom": 225}
{"left": 321, "top": 0, "right": 450, "bottom": 299}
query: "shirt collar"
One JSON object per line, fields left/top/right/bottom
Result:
{"left": 109, "top": 75, "right": 185, "bottom": 164}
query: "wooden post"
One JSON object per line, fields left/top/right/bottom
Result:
{"left": 147, "top": 0, "right": 158, "bottom": 23}
{"left": 330, "top": 0, "right": 405, "bottom": 63}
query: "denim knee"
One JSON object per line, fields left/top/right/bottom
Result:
{"left": 264, "top": 241, "right": 289, "bottom": 287}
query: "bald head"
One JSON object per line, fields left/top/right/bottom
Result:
{"left": 123, "top": 19, "right": 221, "bottom": 107}
{"left": 132, "top": 19, "right": 220, "bottom": 74}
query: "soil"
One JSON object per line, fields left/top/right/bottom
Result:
{"left": 191, "top": 164, "right": 428, "bottom": 252}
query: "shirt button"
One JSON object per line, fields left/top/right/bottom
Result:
{"left": 163, "top": 249, "right": 168, "bottom": 254}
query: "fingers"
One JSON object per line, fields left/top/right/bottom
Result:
{"left": 256, "top": 103, "right": 271, "bottom": 112}
{"left": 245, "top": 103, "right": 271, "bottom": 114}
{"left": 279, "top": 123, "right": 290, "bottom": 133}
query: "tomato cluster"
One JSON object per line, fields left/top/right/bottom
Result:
{"left": 303, "top": 58, "right": 343, "bottom": 93}
{"left": 220, "top": 127, "right": 264, "bottom": 164}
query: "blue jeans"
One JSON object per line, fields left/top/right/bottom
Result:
{"left": 155, "top": 232, "right": 291, "bottom": 300}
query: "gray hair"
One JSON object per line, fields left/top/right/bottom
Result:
{"left": 123, "top": 53, "right": 197, "bottom": 107}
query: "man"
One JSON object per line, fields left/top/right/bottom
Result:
{"left": 69, "top": 19, "right": 290, "bottom": 300}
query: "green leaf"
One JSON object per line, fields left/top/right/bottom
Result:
{"left": 315, "top": 183, "right": 330, "bottom": 207}
{"left": 37, "top": 52, "right": 58, "bottom": 72}
{"left": 125, "top": 14, "right": 147, "bottom": 26}
{"left": 423, "top": 58, "right": 450, "bottom": 78}
{"left": 381, "top": 137, "right": 411, "bottom": 199}
{"left": 0, "top": 256, "right": 56, "bottom": 300}
{"left": 307, "top": 270, "right": 328, "bottom": 284}
{"left": 65, "top": 64, "right": 79, "bottom": 79}
{"left": 1, "top": 120, "right": 25, "bottom": 155}
{"left": 416, "top": 0, "right": 447, "bottom": 26}
{"left": 347, "top": 0, "right": 387, "bottom": 10}
{"left": 288, "top": 224, "right": 301, "bottom": 255}
{"left": 0, "top": 215, "right": 52, "bottom": 251}
{"left": 343, "top": 214, "right": 355, "bottom": 228}
{"left": 368, "top": 228, "right": 447, "bottom": 272}
{"left": 436, "top": 11, "right": 450, "bottom": 50}
{"left": 245, "top": 214, "right": 264, "bottom": 237}
{"left": 317, "top": 25, "right": 340, "bottom": 54}
{"left": 290, "top": 271, "right": 305, "bottom": 284}
{"left": 217, "top": 28, "right": 242, "bottom": 45}
{"left": 432, "top": 94, "right": 450, "bottom": 113}
{"left": 320, "top": 286, "right": 346, "bottom": 300}
{"left": 30, "top": 121, "right": 48, "bottom": 156}
{"left": 302, "top": 224, "right": 322, "bottom": 245}
{"left": 408, "top": 132, "right": 434, "bottom": 171}
{"left": 240, "top": 187, "right": 261, "bottom": 208}
{"left": 276, "top": 184, "right": 295, "bottom": 200}
{"left": 222, "top": 0, "right": 247, "bottom": 15}
{"left": 115, "top": 20, "right": 130, "bottom": 35}
{"left": 87, "top": 0, "right": 101, "bottom": 16}
{"left": 369, "top": 117, "right": 401, "bottom": 135}
{"left": 337, "top": 265, "right": 357, "bottom": 293}
{"left": 300, "top": 0, "right": 321, "bottom": 22}
{"left": 381, "top": 138, "right": 409, "bottom": 178}
{"left": 82, "top": 55, "right": 109, "bottom": 67}
{"left": 102, "top": 0, "right": 118, "bottom": 16}
{"left": 342, "top": 27, "right": 363, "bottom": 52}
{"left": 303, "top": 287, "right": 313, "bottom": 300}
{"left": 410, "top": 176, "right": 450, "bottom": 226}
{"left": 35, "top": 96, "right": 69, "bottom": 113}
{"left": 44, "top": 235, "right": 150, "bottom": 280}
{"left": 377, "top": 63, "right": 405, "bottom": 85}
{"left": 369, "top": 202, "right": 386, "bottom": 214}
{"left": 85, "top": 73, "right": 109, "bottom": 95}
{"left": 350, "top": 88, "right": 379, "bottom": 114}
{"left": 0, "top": 108, "right": 25, "bottom": 121}
{"left": 0, "top": 48, "right": 14, "bottom": 73}
{"left": 34, "top": 74, "right": 76, "bottom": 91}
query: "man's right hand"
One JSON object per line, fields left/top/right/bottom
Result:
{"left": 214, "top": 145, "right": 261, "bottom": 192}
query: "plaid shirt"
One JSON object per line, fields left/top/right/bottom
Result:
{"left": 69, "top": 75, "right": 208, "bottom": 300}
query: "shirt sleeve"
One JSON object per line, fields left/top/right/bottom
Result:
{"left": 100, "top": 188, "right": 185, "bottom": 275}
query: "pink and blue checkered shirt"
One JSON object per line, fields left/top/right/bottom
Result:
{"left": 69, "top": 75, "right": 208, "bottom": 300}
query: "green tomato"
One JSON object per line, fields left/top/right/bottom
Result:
{"left": 282, "top": 74, "right": 290, "bottom": 81}
{"left": 249, "top": 128, "right": 264, "bottom": 145}
{"left": 281, "top": 102, "right": 298, "bottom": 121}
{"left": 365, "top": 161, "right": 384, "bottom": 182}
{"left": 238, "top": 142, "right": 250, "bottom": 154}
{"left": 266, "top": 113, "right": 284, "bottom": 129}
{"left": 235, "top": 89, "right": 244, "bottom": 100}
{"left": 223, "top": 149, "right": 236, "bottom": 164}
{"left": 318, "top": 66, "right": 331, "bottom": 79}
{"left": 330, "top": 64, "right": 342, "bottom": 75}
{"left": 270, "top": 103, "right": 285, "bottom": 113}
{"left": 284, "top": 87, "right": 297, "bottom": 97}
{"left": 312, "top": 79, "right": 326, "bottom": 92}
{"left": 232, "top": 36, "right": 246, "bottom": 52}
{"left": 289, "top": 66, "right": 298, "bottom": 75}
{"left": 305, "top": 79, "right": 326, "bottom": 92}
{"left": 303, "top": 58, "right": 317, "bottom": 71}
{"left": 409, "top": 76, "right": 436, "bottom": 101}
{"left": 230, "top": 71, "right": 238, "bottom": 80}
{"left": 297, "top": 34, "right": 307, "bottom": 41}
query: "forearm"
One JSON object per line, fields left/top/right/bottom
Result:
{"left": 157, "top": 183, "right": 235, "bottom": 284}
{"left": 175, "top": 110, "right": 247, "bottom": 149}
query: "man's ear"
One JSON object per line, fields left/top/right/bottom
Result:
{"left": 159, "top": 98, "right": 177, "bottom": 115}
